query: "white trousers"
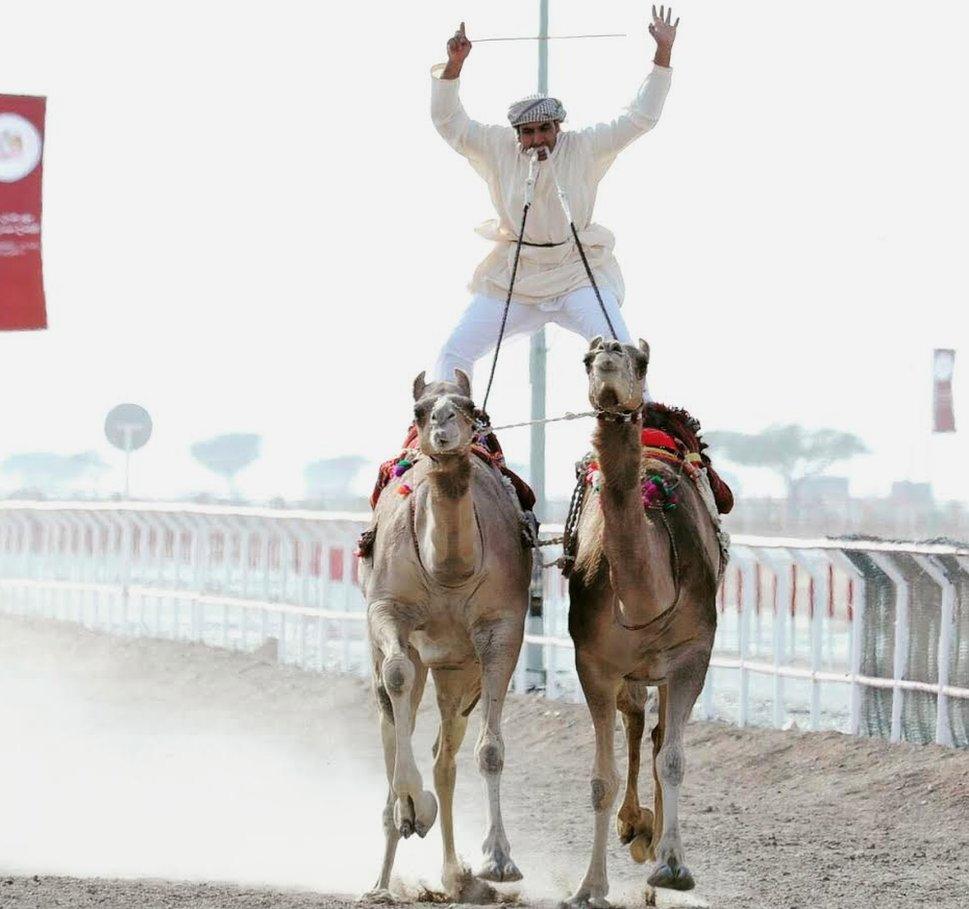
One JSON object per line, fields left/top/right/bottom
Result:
{"left": 431, "top": 285, "right": 634, "bottom": 384}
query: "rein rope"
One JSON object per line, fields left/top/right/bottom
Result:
{"left": 569, "top": 220, "right": 619, "bottom": 341}
{"left": 480, "top": 202, "right": 530, "bottom": 419}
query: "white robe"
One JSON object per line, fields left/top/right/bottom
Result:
{"left": 430, "top": 63, "right": 673, "bottom": 307}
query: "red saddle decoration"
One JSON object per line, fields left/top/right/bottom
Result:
{"left": 643, "top": 402, "right": 734, "bottom": 514}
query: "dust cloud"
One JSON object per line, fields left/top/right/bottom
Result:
{"left": 0, "top": 616, "right": 478, "bottom": 896}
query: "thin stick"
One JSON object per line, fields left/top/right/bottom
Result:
{"left": 474, "top": 33, "right": 626, "bottom": 43}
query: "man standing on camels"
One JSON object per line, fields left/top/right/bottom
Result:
{"left": 429, "top": 6, "right": 679, "bottom": 387}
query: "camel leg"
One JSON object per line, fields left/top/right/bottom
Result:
{"left": 368, "top": 606, "right": 437, "bottom": 836}
{"left": 616, "top": 680, "right": 655, "bottom": 864}
{"left": 566, "top": 660, "right": 621, "bottom": 909}
{"left": 647, "top": 654, "right": 709, "bottom": 892}
{"left": 471, "top": 619, "right": 524, "bottom": 883}
{"left": 365, "top": 643, "right": 429, "bottom": 899}
{"left": 431, "top": 666, "right": 478, "bottom": 894}
{"left": 648, "top": 685, "right": 667, "bottom": 865}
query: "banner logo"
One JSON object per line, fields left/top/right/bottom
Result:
{"left": 0, "top": 113, "right": 43, "bottom": 183}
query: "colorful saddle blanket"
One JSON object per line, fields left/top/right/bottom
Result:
{"left": 641, "top": 402, "right": 734, "bottom": 514}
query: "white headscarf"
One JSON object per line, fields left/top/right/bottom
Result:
{"left": 506, "top": 94, "right": 566, "bottom": 127}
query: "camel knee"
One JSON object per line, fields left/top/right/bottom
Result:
{"left": 590, "top": 775, "right": 620, "bottom": 812}
{"left": 382, "top": 654, "right": 414, "bottom": 697}
{"left": 657, "top": 743, "right": 685, "bottom": 788}
{"left": 381, "top": 795, "right": 397, "bottom": 835}
{"left": 476, "top": 735, "right": 504, "bottom": 776}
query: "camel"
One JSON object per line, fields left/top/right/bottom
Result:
{"left": 358, "top": 369, "right": 532, "bottom": 901}
{"left": 564, "top": 337, "right": 722, "bottom": 906}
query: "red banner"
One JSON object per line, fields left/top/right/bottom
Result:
{"left": 0, "top": 94, "right": 46, "bottom": 331}
{"left": 932, "top": 348, "right": 956, "bottom": 433}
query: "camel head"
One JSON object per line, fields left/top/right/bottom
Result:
{"left": 584, "top": 336, "right": 650, "bottom": 415}
{"left": 412, "top": 369, "right": 477, "bottom": 456}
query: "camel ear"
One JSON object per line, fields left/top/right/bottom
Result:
{"left": 588, "top": 335, "right": 604, "bottom": 352}
{"left": 412, "top": 370, "right": 427, "bottom": 401}
{"left": 453, "top": 368, "right": 472, "bottom": 398}
{"left": 638, "top": 338, "right": 650, "bottom": 365}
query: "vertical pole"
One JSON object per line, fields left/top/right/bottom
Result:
{"left": 810, "top": 564, "right": 826, "bottom": 731}
{"left": 123, "top": 427, "right": 133, "bottom": 499}
{"left": 532, "top": 0, "right": 549, "bottom": 521}
{"left": 526, "top": 0, "right": 551, "bottom": 690}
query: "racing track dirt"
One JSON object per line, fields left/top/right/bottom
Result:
{"left": 1, "top": 614, "right": 967, "bottom": 909}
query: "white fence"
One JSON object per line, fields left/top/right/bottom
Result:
{"left": 1, "top": 501, "right": 967, "bottom": 747}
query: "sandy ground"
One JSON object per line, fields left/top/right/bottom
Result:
{"left": 1, "top": 614, "right": 968, "bottom": 909}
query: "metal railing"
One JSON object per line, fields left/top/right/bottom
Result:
{"left": 1, "top": 501, "right": 967, "bottom": 747}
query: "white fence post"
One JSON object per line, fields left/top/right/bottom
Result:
{"left": 869, "top": 552, "right": 910, "bottom": 744}
{"left": 913, "top": 555, "right": 956, "bottom": 748}
{"left": 759, "top": 549, "right": 793, "bottom": 729}
{"left": 734, "top": 548, "right": 759, "bottom": 728}
{"left": 826, "top": 550, "right": 867, "bottom": 737}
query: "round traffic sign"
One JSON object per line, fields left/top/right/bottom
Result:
{"left": 104, "top": 403, "right": 153, "bottom": 452}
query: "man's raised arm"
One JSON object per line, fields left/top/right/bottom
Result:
{"left": 441, "top": 21, "right": 471, "bottom": 80}
{"left": 582, "top": 5, "right": 680, "bottom": 163}
{"left": 431, "top": 22, "right": 507, "bottom": 163}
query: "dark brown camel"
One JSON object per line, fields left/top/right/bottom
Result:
{"left": 564, "top": 337, "right": 722, "bottom": 907}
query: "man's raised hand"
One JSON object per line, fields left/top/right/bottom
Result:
{"left": 648, "top": 5, "right": 679, "bottom": 48}
{"left": 447, "top": 22, "right": 472, "bottom": 64}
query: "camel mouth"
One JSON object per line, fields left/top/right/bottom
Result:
{"left": 430, "top": 430, "right": 465, "bottom": 454}
{"left": 596, "top": 387, "right": 620, "bottom": 408}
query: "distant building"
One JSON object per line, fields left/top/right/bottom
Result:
{"left": 889, "top": 481, "right": 934, "bottom": 508}
{"left": 790, "top": 475, "right": 850, "bottom": 508}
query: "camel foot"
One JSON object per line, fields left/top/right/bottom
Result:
{"left": 559, "top": 892, "right": 612, "bottom": 909}
{"left": 358, "top": 888, "right": 395, "bottom": 903}
{"left": 412, "top": 789, "right": 438, "bottom": 838}
{"left": 394, "top": 790, "right": 437, "bottom": 839}
{"left": 447, "top": 866, "right": 501, "bottom": 904}
{"left": 443, "top": 861, "right": 471, "bottom": 896}
{"left": 617, "top": 806, "right": 654, "bottom": 846}
{"left": 476, "top": 849, "right": 522, "bottom": 883}
{"left": 629, "top": 833, "right": 654, "bottom": 864}
{"left": 648, "top": 859, "right": 695, "bottom": 892}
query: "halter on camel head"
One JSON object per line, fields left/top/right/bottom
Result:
{"left": 584, "top": 336, "right": 650, "bottom": 422}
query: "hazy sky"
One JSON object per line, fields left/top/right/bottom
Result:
{"left": 1, "top": 1, "right": 967, "bottom": 503}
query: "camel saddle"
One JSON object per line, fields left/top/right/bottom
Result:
{"left": 641, "top": 402, "right": 733, "bottom": 514}
{"left": 369, "top": 424, "right": 536, "bottom": 512}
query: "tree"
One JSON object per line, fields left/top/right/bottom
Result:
{"left": 304, "top": 455, "right": 367, "bottom": 503}
{"left": 703, "top": 424, "right": 869, "bottom": 496}
{"left": 1, "top": 450, "right": 109, "bottom": 494}
{"left": 190, "top": 433, "right": 261, "bottom": 498}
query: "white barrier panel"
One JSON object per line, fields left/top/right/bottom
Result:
{"left": 1, "top": 502, "right": 967, "bottom": 746}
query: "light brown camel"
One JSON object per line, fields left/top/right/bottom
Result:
{"left": 359, "top": 369, "right": 532, "bottom": 901}
{"left": 564, "top": 337, "right": 722, "bottom": 906}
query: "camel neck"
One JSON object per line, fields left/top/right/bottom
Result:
{"left": 592, "top": 416, "right": 676, "bottom": 626}
{"left": 594, "top": 419, "right": 642, "bottom": 500}
{"left": 422, "top": 455, "right": 478, "bottom": 583}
